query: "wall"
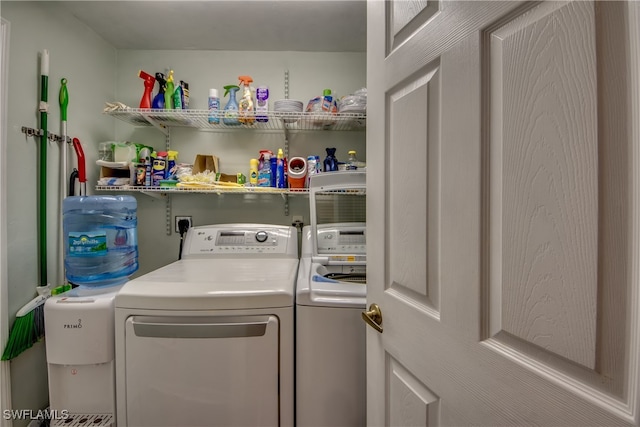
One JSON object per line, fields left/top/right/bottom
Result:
{"left": 113, "top": 50, "right": 367, "bottom": 273}
{"left": 1, "top": 2, "right": 116, "bottom": 424}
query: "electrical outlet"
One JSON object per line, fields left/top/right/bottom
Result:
{"left": 292, "top": 215, "right": 304, "bottom": 228}
{"left": 175, "top": 216, "right": 193, "bottom": 233}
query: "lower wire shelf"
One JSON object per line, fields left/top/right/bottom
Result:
{"left": 95, "top": 185, "right": 309, "bottom": 195}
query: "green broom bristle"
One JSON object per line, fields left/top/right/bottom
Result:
{"left": 1, "top": 306, "right": 44, "bottom": 361}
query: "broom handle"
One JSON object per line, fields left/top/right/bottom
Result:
{"left": 39, "top": 50, "right": 48, "bottom": 287}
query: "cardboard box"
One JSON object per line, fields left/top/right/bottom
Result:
{"left": 192, "top": 154, "right": 219, "bottom": 174}
{"left": 100, "top": 166, "right": 130, "bottom": 179}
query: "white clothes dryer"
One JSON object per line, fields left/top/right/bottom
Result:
{"left": 114, "top": 224, "right": 298, "bottom": 427}
{"left": 296, "top": 171, "right": 367, "bottom": 427}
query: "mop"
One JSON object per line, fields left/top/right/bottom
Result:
{"left": 2, "top": 49, "right": 51, "bottom": 360}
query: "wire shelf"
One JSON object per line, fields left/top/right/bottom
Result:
{"left": 105, "top": 108, "right": 366, "bottom": 131}
{"left": 95, "top": 185, "right": 311, "bottom": 195}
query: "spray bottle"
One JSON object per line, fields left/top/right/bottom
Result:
{"left": 166, "top": 150, "right": 178, "bottom": 179}
{"left": 238, "top": 75, "right": 255, "bottom": 125}
{"left": 152, "top": 73, "right": 166, "bottom": 109}
{"left": 164, "top": 70, "right": 175, "bottom": 110}
{"left": 223, "top": 85, "right": 240, "bottom": 126}
{"left": 138, "top": 70, "right": 155, "bottom": 109}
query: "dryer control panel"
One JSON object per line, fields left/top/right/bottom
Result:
{"left": 182, "top": 224, "right": 297, "bottom": 257}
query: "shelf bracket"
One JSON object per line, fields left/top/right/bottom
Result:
{"left": 140, "top": 113, "right": 169, "bottom": 135}
{"left": 165, "top": 193, "right": 172, "bottom": 236}
{"left": 281, "top": 193, "right": 289, "bottom": 216}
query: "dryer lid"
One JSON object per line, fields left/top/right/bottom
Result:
{"left": 115, "top": 258, "right": 299, "bottom": 310}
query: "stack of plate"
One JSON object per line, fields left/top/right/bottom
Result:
{"left": 274, "top": 99, "right": 303, "bottom": 123}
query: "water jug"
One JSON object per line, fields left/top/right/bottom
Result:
{"left": 63, "top": 195, "right": 138, "bottom": 288}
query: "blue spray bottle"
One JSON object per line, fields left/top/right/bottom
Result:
{"left": 223, "top": 85, "right": 240, "bottom": 126}
{"left": 152, "top": 72, "right": 166, "bottom": 109}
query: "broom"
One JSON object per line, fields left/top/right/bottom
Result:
{"left": 1, "top": 49, "right": 50, "bottom": 360}
{"left": 1, "top": 294, "right": 48, "bottom": 360}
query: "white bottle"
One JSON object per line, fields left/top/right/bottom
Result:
{"left": 208, "top": 88, "right": 220, "bottom": 124}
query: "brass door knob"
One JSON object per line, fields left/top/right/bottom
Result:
{"left": 362, "top": 303, "right": 383, "bottom": 333}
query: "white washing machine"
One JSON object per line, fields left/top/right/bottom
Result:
{"left": 114, "top": 224, "right": 298, "bottom": 427}
{"left": 296, "top": 171, "right": 367, "bottom": 426}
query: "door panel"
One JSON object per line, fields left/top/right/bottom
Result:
{"left": 488, "top": 0, "right": 598, "bottom": 370}
{"left": 388, "top": 63, "right": 441, "bottom": 314}
{"left": 367, "top": 0, "right": 640, "bottom": 425}
{"left": 388, "top": 356, "right": 439, "bottom": 427}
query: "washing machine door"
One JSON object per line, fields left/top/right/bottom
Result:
{"left": 122, "top": 314, "right": 279, "bottom": 426}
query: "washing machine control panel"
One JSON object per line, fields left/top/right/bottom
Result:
{"left": 316, "top": 226, "right": 366, "bottom": 255}
{"left": 184, "top": 226, "right": 293, "bottom": 256}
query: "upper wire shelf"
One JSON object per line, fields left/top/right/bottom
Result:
{"left": 105, "top": 108, "right": 366, "bottom": 132}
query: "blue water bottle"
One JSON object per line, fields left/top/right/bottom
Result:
{"left": 63, "top": 195, "right": 138, "bottom": 288}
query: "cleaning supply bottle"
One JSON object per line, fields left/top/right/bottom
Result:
{"left": 166, "top": 150, "right": 178, "bottom": 179}
{"left": 208, "top": 88, "right": 220, "bottom": 124}
{"left": 324, "top": 147, "right": 338, "bottom": 172}
{"left": 238, "top": 75, "right": 255, "bottom": 125}
{"left": 138, "top": 70, "right": 155, "bottom": 109}
{"left": 180, "top": 80, "right": 190, "bottom": 109}
{"left": 138, "top": 147, "right": 152, "bottom": 187}
{"left": 152, "top": 72, "right": 166, "bottom": 109}
{"left": 173, "top": 85, "right": 183, "bottom": 109}
{"left": 249, "top": 158, "right": 259, "bottom": 185}
{"left": 152, "top": 152, "right": 167, "bottom": 186}
{"left": 164, "top": 70, "right": 175, "bottom": 110}
{"left": 258, "top": 152, "right": 272, "bottom": 187}
{"left": 276, "top": 148, "right": 285, "bottom": 188}
{"left": 223, "top": 85, "right": 240, "bottom": 126}
{"left": 256, "top": 85, "right": 269, "bottom": 123}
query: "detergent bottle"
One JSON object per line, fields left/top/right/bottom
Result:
{"left": 223, "top": 85, "right": 240, "bottom": 126}
{"left": 238, "top": 75, "right": 255, "bottom": 125}
{"left": 276, "top": 148, "right": 286, "bottom": 188}
{"left": 164, "top": 70, "right": 175, "bottom": 110}
{"left": 152, "top": 72, "right": 166, "bottom": 109}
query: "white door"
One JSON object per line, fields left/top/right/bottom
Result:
{"left": 366, "top": 1, "right": 640, "bottom": 425}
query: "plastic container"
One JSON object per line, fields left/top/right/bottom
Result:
{"left": 256, "top": 86, "right": 269, "bottom": 122}
{"left": 238, "top": 75, "right": 255, "bottom": 125}
{"left": 288, "top": 157, "right": 307, "bottom": 189}
{"left": 249, "top": 158, "right": 259, "bottom": 185}
{"left": 223, "top": 85, "right": 240, "bottom": 126}
{"left": 208, "top": 88, "right": 220, "bottom": 124}
{"left": 347, "top": 150, "right": 358, "bottom": 170}
{"left": 258, "top": 152, "right": 271, "bottom": 187}
{"left": 166, "top": 150, "right": 178, "bottom": 178}
{"left": 98, "top": 142, "right": 113, "bottom": 162}
{"left": 324, "top": 147, "right": 338, "bottom": 172}
{"left": 164, "top": 70, "right": 175, "bottom": 110}
{"left": 270, "top": 157, "right": 277, "bottom": 187}
{"left": 306, "top": 155, "right": 317, "bottom": 188}
{"left": 276, "top": 148, "right": 285, "bottom": 188}
{"left": 63, "top": 195, "right": 138, "bottom": 288}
